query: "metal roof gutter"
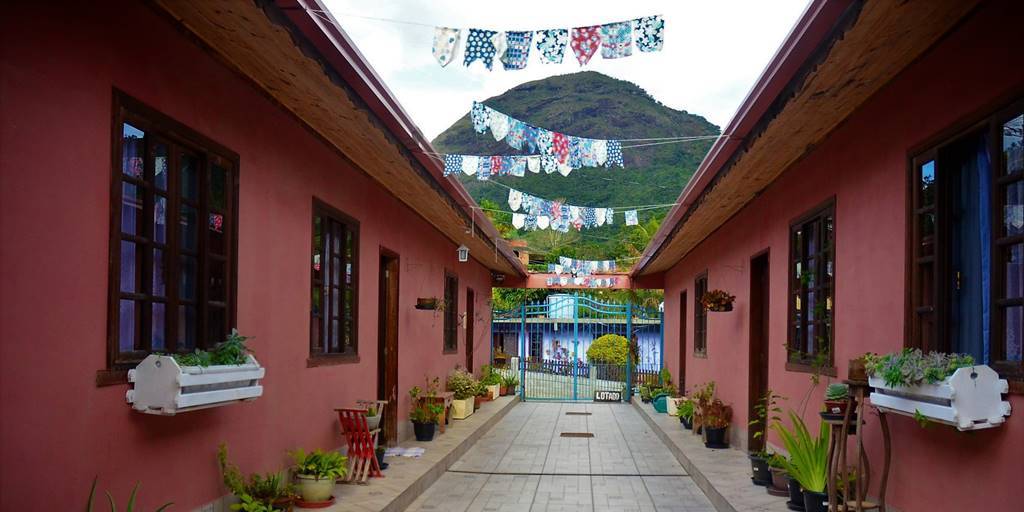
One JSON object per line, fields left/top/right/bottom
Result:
{"left": 630, "top": 0, "right": 854, "bottom": 278}
{"left": 275, "top": 0, "right": 527, "bottom": 278}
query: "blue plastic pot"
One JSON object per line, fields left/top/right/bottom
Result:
{"left": 652, "top": 393, "right": 670, "bottom": 413}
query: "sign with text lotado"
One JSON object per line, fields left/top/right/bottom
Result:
{"left": 594, "top": 390, "right": 622, "bottom": 402}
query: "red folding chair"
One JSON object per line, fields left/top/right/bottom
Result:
{"left": 335, "top": 408, "right": 382, "bottom": 483}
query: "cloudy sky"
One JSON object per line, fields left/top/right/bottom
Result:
{"left": 321, "top": 0, "right": 810, "bottom": 139}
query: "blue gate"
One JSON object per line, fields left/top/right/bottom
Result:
{"left": 491, "top": 294, "right": 663, "bottom": 402}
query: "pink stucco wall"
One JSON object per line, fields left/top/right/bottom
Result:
{"left": 660, "top": 2, "right": 1024, "bottom": 510}
{"left": 0, "top": 1, "right": 495, "bottom": 509}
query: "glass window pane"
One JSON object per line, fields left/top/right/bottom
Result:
{"left": 211, "top": 164, "right": 228, "bottom": 211}
{"left": 920, "top": 160, "right": 936, "bottom": 205}
{"left": 180, "top": 255, "right": 196, "bottom": 300}
{"left": 154, "top": 143, "right": 168, "bottom": 191}
{"left": 209, "top": 259, "right": 226, "bottom": 302}
{"left": 1005, "top": 306, "right": 1022, "bottom": 362}
{"left": 180, "top": 204, "right": 197, "bottom": 251}
{"left": 181, "top": 153, "right": 198, "bottom": 200}
{"left": 208, "top": 213, "right": 225, "bottom": 255}
{"left": 119, "top": 299, "right": 140, "bottom": 352}
{"left": 331, "top": 319, "right": 340, "bottom": 352}
{"left": 153, "top": 195, "right": 167, "bottom": 244}
{"left": 120, "top": 241, "right": 139, "bottom": 293}
{"left": 332, "top": 256, "right": 341, "bottom": 285}
{"left": 1003, "top": 181, "right": 1024, "bottom": 236}
{"left": 152, "top": 303, "right": 166, "bottom": 351}
{"left": 344, "top": 287, "right": 353, "bottom": 350}
{"left": 331, "top": 287, "right": 340, "bottom": 317}
{"left": 122, "top": 123, "right": 145, "bottom": 178}
{"left": 919, "top": 262, "right": 934, "bottom": 306}
{"left": 1006, "top": 244, "right": 1024, "bottom": 299}
{"left": 121, "top": 182, "right": 142, "bottom": 235}
{"left": 178, "top": 305, "right": 197, "bottom": 352}
{"left": 208, "top": 306, "right": 226, "bottom": 346}
{"left": 152, "top": 248, "right": 166, "bottom": 297}
{"left": 1003, "top": 115, "right": 1023, "bottom": 175}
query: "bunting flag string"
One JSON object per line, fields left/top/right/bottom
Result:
{"left": 471, "top": 102, "right": 625, "bottom": 170}
{"left": 504, "top": 185, "right": 647, "bottom": 232}
{"left": 549, "top": 256, "right": 617, "bottom": 275}
{"left": 432, "top": 15, "right": 663, "bottom": 71}
{"left": 545, "top": 276, "right": 621, "bottom": 288}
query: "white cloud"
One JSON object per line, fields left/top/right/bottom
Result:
{"left": 322, "top": 0, "right": 809, "bottom": 139}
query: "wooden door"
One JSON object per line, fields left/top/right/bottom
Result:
{"left": 678, "top": 291, "right": 687, "bottom": 391}
{"left": 748, "top": 251, "right": 770, "bottom": 452}
{"left": 377, "top": 249, "right": 400, "bottom": 445}
{"left": 466, "top": 288, "right": 475, "bottom": 373}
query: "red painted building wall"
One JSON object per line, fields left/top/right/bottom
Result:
{"left": 660, "top": 3, "right": 1024, "bottom": 511}
{"left": 0, "top": 1, "right": 494, "bottom": 509}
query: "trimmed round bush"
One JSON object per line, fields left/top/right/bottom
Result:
{"left": 586, "top": 334, "right": 629, "bottom": 365}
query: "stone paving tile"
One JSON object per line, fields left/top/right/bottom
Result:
{"left": 413, "top": 402, "right": 722, "bottom": 512}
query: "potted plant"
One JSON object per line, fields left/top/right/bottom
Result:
{"left": 747, "top": 390, "right": 784, "bottom": 486}
{"left": 692, "top": 382, "right": 716, "bottom": 436}
{"left": 700, "top": 289, "right": 736, "bottom": 312}
{"left": 480, "top": 365, "right": 502, "bottom": 399}
{"left": 639, "top": 385, "right": 653, "bottom": 403}
{"left": 823, "top": 383, "right": 849, "bottom": 416}
{"left": 474, "top": 381, "right": 489, "bottom": 409}
{"left": 409, "top": 382, "right": 443, "bottom": 441}
{"left": 766, "top": 454, "right": 790, "bottom": 497}
{"left": 127, "top": 329, "right": 265, "bottom": 415}
{"left": 501, "top": 374, "right": 519, "bottom": 396}
{"left": 772, "top": 411, "right": 830, "bottom": 512}
{"left": 677, "top": 399, "right": 695, "bottom": 430}
{"left": 415, "top": 297, "right": 440, "bottom": 310}
{"left": 865, "top": 349, "right": 1009, "bottom": 430}
{"left": 289, "top": 449, "right": 347, "bottom": 506}
{"left": 359, "top": 401, "right": 382, "bottom": 431}
{"left": 702, "top": 399, "right": 732, "bottom": 448}
{"left": 848, "top": 355, "right": 868, "bottom": 382}
{"left": 218, "top": 444, "right": 295, "bottom": 511}
{"left": 447, "top": 369, "right": 478, "bottom": 419}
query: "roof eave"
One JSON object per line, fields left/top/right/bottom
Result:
{"left": 631, "top": 0, "right": 854, "bottom": 278}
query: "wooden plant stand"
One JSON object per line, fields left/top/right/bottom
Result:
{"left": 824, "top": 380, "right": 890, "bottom": 512}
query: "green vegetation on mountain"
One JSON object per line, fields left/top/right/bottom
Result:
{"left": 432, "top": 71, "right": 719, "bottom": 272}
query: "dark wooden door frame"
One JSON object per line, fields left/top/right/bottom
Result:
{"left": 678, "top": 291, "right": 687, "bottom": 392}
{"left": 748, "top": 250, "right": 770, "bottom": 453}
{"left": 466, "top": 288, "right": 475, "bottom": 373}
{"left": 377, "top": 247, "right": 400, "bottom": 446}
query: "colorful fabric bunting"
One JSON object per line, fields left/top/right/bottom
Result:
{"left": 605, "top": 140, "right": 624, "bottom": 168}
{"left": 443, "top": 154, "right": 461, "bottom": 176}
{"left": 508, "top": 189, "right": 523, "bottom": 211}
{"left": 461, "top": 155, "right": 478, "bottom": 175}
{"left": 502, "top": 31, "right": 533, "bottom": 70}
{"left": 633, "top": 15, "right": 665, "bottom": 52}
{"left": 600, "top": 21, "right": 632, "bottom": 59}
{"left": 625, "top": 209, "right": 639, "bottom": 226}
{"left": 471, "top": 102, "right": 490, "bottom": 133}
{"left": 489, "top": 111, "right": 510, "bottom": 141}
{"left": 536, "top": 29, "right": 569, "bottom": 63}
{"left": 570, "top": 25, "right": 601, "bottom": 65}
{"left": 464, "top": 28, "right": 498, "bottom": 69}
{"left": 512, "top": 213, "right": 525, "bottom": 229}
{"left": 432, "top": 27, "right": 461, "bottom": 67}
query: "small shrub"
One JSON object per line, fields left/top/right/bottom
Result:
{"left": 447, "top": 368, "right": 479, "bottom": 400}
{"left": 586, "top": 334, "right": 629, "bottom": 365}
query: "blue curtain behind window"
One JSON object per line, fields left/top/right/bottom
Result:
{"left": 952, "top": 135, "right": 990, "bottom": 363}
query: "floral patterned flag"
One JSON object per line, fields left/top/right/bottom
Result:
{"left": 432, "top": 27, "right": 461, "bottom": 67}
{"left": 570, "top": 25, "right": 601, "bottom": 65}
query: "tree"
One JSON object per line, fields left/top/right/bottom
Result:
{"left": 586, "top": 334, "right": 629, "bottom": 364}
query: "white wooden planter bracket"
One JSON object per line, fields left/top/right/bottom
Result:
{"left": 126, "top": 354, "right": 265, "bottom": 415}
{"left": 869, "top": 365, "right": 1011, "bottom": 431}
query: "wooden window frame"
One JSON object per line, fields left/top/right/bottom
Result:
{"left": 906, "top": 97, "right": 1024, "bottom": 389}
{"left": 102, "top": 91, "right": 239, "bottom": 385}
{"left": 786, "top": 198, "right": 837, "bottom": 375}
{"left": 693, "top": 272, "right": 708, "bottom": 357}
{"left": 443, "top": 271, "right": 459, "bottom": 354}
{"left": 308, "top": 198, "right": 360, "bottom": 366}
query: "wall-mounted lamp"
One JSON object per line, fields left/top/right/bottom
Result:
{"left": 457, "top": 244, "right": 469, "bottom": 263}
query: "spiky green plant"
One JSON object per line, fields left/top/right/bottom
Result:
{"left": 86, "top": 477, "right": 173, "bottom": 512}
{"left": 771, "top": 411, "right": 830, "bottom": 493}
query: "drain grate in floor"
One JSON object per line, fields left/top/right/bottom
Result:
{"left": 560, "top": 432, "right": 595, "bottom": 438}
{"left": 565, "top": 412, "right": 592, "bottom": 416}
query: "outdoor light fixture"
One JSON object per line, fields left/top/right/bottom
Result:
{"left": 457, "top": 244, "right": 469, "bottom": 262}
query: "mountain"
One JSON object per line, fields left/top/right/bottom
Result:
{"left": 431, "top": 71, "right": 719, "bottom": 265}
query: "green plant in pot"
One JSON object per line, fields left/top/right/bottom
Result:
{"left": 823, "top": 383, "right": 849, "bottom": 416}
{"left": 409, "top": 379, "right": 443, "bottom": 441}
{"left": 702, "top": 399, "right": 732, "bottom": 448}
{"left": 480, "top": 365, "right": 502, "bottom": 399}
{"left": 218, "top": 444, "right": 294, "bottom": 511}
{"left": 289, "top": 448, "right": 347, "bottom": 504}
{"left": 772, "top": 411, "right": 830, "bottom": 512}
{"left": 748, "top": 390, "right": 784, "bottom": 486}
{"left": 765, "top": 453, "right": 791, "bottom": 497}
{"left": 501, "top": 374, "right": 519, "bottom": 396}
{"left": 447, "top": 369, "right": 478, "bottom": 419}
{"left": 677, "top": 399, "right": 695, "bottom": 430}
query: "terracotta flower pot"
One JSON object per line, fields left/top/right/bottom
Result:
{"left": 824, "top": 399, "right": 848, "bottom": 415}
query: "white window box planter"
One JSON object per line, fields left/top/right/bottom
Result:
{"left": 869, "top": 365, "right": 1011, "bottom": 431}
{"left": 126, "top": 354, "right": 265, "bottom": 415}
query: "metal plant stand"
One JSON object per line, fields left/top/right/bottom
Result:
{"left": 824, "top": 380, "right": 890, "bottom": 512}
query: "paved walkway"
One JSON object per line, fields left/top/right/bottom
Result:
{"left": 406, "top": 402, "right": 716, "bottom": 512}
